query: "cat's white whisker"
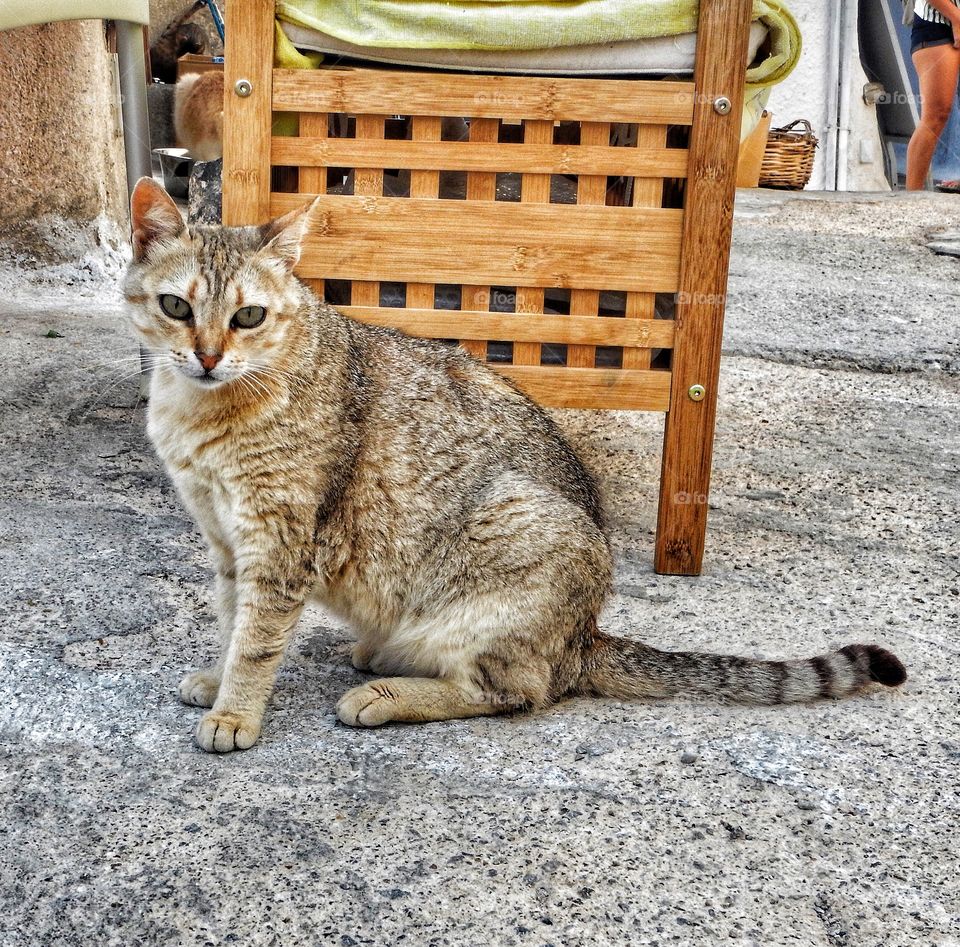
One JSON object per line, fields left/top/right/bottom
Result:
{"left": 236, "top": 370, "right": 270, "bottom": 399}
{"left": 235, "top": 375, "right": 264, "bottom": 401}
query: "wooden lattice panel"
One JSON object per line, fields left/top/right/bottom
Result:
{"left": 268, "top": 66, "right": 696, "bottom": 411}
{"left": 223, "top": 0, "right": 754, "bottom": 573}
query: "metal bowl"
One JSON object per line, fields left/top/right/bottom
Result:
{"left": 153, "top": 147, "right": 194, "bottom": 200}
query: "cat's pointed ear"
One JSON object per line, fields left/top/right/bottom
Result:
{"left": 257, "top": 198, "right": 319, "bottom": 273}
{"left": 130, "top": 177, "right": 186, "bottom": 262}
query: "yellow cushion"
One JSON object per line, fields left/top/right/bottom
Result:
{"left": 0, "top": 0, "right": 149, "bottom": 30}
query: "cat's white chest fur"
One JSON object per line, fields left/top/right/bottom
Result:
{"left": 146, "top": 380, "right": 244, "bottom": 539}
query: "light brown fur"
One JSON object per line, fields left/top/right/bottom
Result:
{"left": 174, "top": 71, "right": 224, "bottom": 162}
{"left": 123, "top": 179, "right": 907, "bottom": 753}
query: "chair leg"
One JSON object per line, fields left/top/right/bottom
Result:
{"left": 654, "top": 407, "right": 715, "bottom": 576}
{"left": 653, "top": 0, "right": 752, "bottom": 576}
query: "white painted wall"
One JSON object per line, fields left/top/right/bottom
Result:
{"left": 764, "top": 0, "right": 889, "bottom": 191}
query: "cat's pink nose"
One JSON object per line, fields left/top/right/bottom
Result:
{"left": 195, "top": 351, "right": 222, "bottom": 373}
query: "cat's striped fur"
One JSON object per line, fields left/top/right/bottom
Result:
{"left": 586, "top": 636, "right": 906, "bottom": 704}
{"left": 124, "top": 179, "right": 906, "bottom": 752}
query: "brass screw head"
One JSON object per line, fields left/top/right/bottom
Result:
{"left": 688, "top": 384, "right": 706, "bottom": 402}
{"left": 235, "top": 79, "right": 253, "bottom": 97}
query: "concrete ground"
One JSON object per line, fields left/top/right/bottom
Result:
{"left": 1, "top": 190, "right": 958, "bottom": 946}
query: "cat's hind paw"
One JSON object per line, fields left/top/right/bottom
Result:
{"left": 195, "top": 709, "right": 261, "bottom": 753}
{"left": 178, "top": 668, "right": 221, "bottom": 708}
{"left": 350, "top": 642, "right": 375, "bottom": 672}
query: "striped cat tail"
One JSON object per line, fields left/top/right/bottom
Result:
{"left": 583, "top": 634, "right": 906, "bottom": 705}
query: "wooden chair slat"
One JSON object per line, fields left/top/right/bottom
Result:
{"left": 273, "top": 68, "right": 696, "bottom": 125}
{"left": 298, "top": 112, "right": 328, "bottom": 299}
{"left": 406, "top": 116, "right": 443, "bottom": 313}
{"left": 275, "top": 194, "right": 684, "bottom": 293}
{"left": 492, "top": 365, "right": 671, "bottom": 411}
{"left": 461, "top": 117, "right": 500, "bottom": 359}
{"left": 271, "top": 136, "right": 689, "bottom": 178}
{"left": 350, "top": 115, "right": 386, "bottom": 308}
{"left": 513, "top": 120, "right": 554, "bottom": 367}
{"left": 339, "top": 306, "right": 675, "bottom": 348}
{"left": 568, "top": 121, "right": 610, "bottom": 369}
{"left": 623, "top": 123, "right": 669, "bottom": 370}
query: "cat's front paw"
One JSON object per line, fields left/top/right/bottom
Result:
{"left": 195, "top": 709, "right": 261, "bottom": 752}
{"left": 336, "top": 681, "right": 400, "bottom": 727}
{"left": 178, "top": 668, "right": 221, "bottom": 708}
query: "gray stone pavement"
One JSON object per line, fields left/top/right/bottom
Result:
{"left": 0, "top": 190, "right": 958, "bottom": 946}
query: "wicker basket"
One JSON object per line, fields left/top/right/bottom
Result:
{"left": 759, "top": 119, "right": 818, "bottom": 190}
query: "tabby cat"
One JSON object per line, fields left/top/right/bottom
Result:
{"left": 124, "top": 178, "right": 907, "bottom": 753}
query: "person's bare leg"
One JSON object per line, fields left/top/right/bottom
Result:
{"left": 907, "top": 44, "right": 960, "bottom": 190}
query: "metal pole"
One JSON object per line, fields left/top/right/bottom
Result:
{"left": 115, "top": 20, "right": 154, "bottom": 395}
{"left": 115, "top": 20, "right": 153, "bottom": 196}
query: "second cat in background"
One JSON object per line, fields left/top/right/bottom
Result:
{"left": 174, "top": 71, "right": 224, "bottom": 162}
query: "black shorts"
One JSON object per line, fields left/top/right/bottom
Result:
{"left": 912, "top": 14, "right": 955, "bottom": 53}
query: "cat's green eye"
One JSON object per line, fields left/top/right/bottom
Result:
{"left": 159, "top": 294, "right": 193, "bottom": 321}
{"left": 232, "top": 305, "right": 266, "bottom": 330}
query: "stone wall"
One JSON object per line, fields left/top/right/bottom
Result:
{"left": 0, "top": 20, "right": 128, "bottom": 257}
